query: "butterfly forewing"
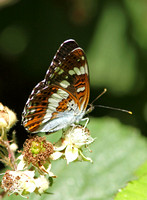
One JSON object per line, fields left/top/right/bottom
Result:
{"left": 45, "top": 39, "right": 79, "bottom": 84}
{"left": 22, "top": 39, "right": 90, "bottom": 133}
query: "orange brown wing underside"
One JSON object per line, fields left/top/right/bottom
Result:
{"left": 45, "top": 48, "right": 90, "bottom": 105}
{"left": 22, "top": 39, "right": 90, "bottom": 133}
{"left": 23, "top": 84, "right": 81, "bottom": 132}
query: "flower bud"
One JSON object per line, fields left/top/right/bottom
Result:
{"left": 0, "top": 103, "right": 17, "bottom": 132}
{"left": 10, "top": 143, "right": 18, "bottom": 152}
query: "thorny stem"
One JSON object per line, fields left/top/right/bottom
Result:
{"left": 0, "top": 139, "right": 17, "bottom": 170}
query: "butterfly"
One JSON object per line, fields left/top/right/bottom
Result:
{"left": 22, "top": 39, "right": 90, "bottom": 133}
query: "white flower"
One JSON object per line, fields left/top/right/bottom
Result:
{"left": 2, "top": 170, "right": 36, "bottom": 197}
{"left": 54, "top": 125, "right": 94, "bottom": 164}
{"left": 1, "top": 170, "right": 50, "bottom": 197}
{"left": 63, "top": 125, "right": 94, "bottom": 148}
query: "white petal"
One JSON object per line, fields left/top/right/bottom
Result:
{"left": 35, "top": 176, "right": 49, "bottom": 194}
{"left": 17, "top": 155, "right": 27, "bottom": 170}
{"left": 65, "top": 145, "right": 78, "bottom": 164}
{"left": 50, "top": 152, "right": 63, "bottom": 160}
{"left": 54, "top": 140, "right": 67, "bottom": 151}
{"left": 23, "top": 179, "right": 36, "bottom": 193}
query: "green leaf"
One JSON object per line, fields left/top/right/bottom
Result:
{"left": 115, "top": 161, "right": 147, "bottom": 200}
{"left": 115, "top": 174, "right": 147, "bottom": 200}
{"left": 136, "top": 161, "right": 147, "bottom": 177}
{"left": 2, "top": 117, "right": 147, "bottom": 200}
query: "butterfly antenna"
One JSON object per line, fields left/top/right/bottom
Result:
{"left": 87, "top": 88, "right": 132, "bottom": 115}
{"left": 90, "top": 88, "right": 107, "bottom": 105}
{"left": 86, "top": 88, "right": 107, "bottom": 114}
{"left": 95, "top": 105, "right": 132, "bottom": 115}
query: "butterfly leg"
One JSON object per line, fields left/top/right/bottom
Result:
{"left": 70, "top": 123, "right": 77, "bottom": 132}
{"left": 81, "top": 117, "right": 89, "bottom": 128}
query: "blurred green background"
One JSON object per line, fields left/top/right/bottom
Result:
{"left": 0, "top": 0, "right": 147, "bottom": 199}
{"left": 0, "top": 0, "right": 146, "bottom": 138}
